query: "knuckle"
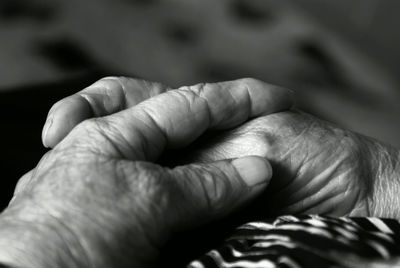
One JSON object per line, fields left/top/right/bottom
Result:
{"left": 81, "top": 117, "right": 121, "bottom": 143}
{"left": 75, "top": 118, "right": 103, "bottom": 134}
{"left": 179, "top": 82, "right": 211, "bottom": 97}
{"left": 338, "top": 130, "right": 364, "bottom": 159}
{"left": 99, "top": 76, "right": 127, "bottom": 84}
{"left": 167, "top": 87, "right": 205, "bottom": 115}
{"left": 188, "top": 82, "right": 208, "bottom": 94}
{"left": 89, "top": 76, "right": 136, "bottom": 95}
{"left": 14, "top": 172, "right": 31, "bottom": 195}
{"left": 66, "top": 118, "right": 110, "bottom": 148}
{"left": 72, "top": 117, "right": 138, "bottom": 159}
{"left": 237, "top": 78, "right": 293, "bottom": 99}
{"left": 77, "top": 117, "right": 121, "bottom": 135}
{"left": 237, "top": 77, "right": 261, "bottom": 86}
{"left": 175, "top": 83, "right": 213, "bottom": 114}
{"left": 91, "top": 76, "right": 124, "bottom": 92}
{"left": 236, "top": 77, "right": 266, "bottom": 92}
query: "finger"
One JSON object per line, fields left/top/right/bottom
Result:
{"left": 42, "top": 77, "right": 170, "bottom": 148}
{"left": 72, "top": 78, "right": 293, "bottom": 160}
{"left": 164, "top": 156, "right": 272, "bottom": 230}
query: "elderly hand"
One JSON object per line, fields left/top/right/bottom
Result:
{"left": 42, "top": 77, "right": 400, "bottom": 220}
{"left": 0, "top": 79, "right": 292, "bottom": 268}
{"left": 182, "top": 110, "right": 400, "bottom": 218}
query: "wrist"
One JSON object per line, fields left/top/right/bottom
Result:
{"left": 0, "top": 203, "right": 89, "bottom": 268}
{"left": 365, "top": 137, "right": 400, "bottom": 219}
{"left": 0, "top": 195, "right": 161, "bottom": 268}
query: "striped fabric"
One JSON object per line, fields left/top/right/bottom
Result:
{"left": 0, "top": 216, "right": 399, "bottom": 267}
{"left": 188, "top": 215, "right": 400, "bottom": 268}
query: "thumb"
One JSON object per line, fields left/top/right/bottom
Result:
{"left": 165, "top": 155, "right": 272, "bottom": 231}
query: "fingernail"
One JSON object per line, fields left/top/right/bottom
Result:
{"left": 42, "top": 117, "right": 53, "bottom": 148}
{"left": 232, "top": 156, "right": 272, "bottom": 187}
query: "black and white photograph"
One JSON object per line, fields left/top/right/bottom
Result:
{"left": 0, "top": 0, "right": 399, "bottom": 267}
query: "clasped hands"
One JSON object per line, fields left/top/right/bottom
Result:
{"left": 0, "top": 77, "right": 399, "bottom": 268}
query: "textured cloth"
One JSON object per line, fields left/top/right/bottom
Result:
{"left": 188, "top": 215, "right": 400, "bottom": 268}
{"left": 0, "top": 215, "right": 399, "bottom": 267}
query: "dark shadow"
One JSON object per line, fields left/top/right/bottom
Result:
{"left": 34, "top": 38, "right": 99, "bottom": 72}
{"left": 296, "top": 39, "right": 380, "bottom": 108}
{"left": 124, "top": 0, "right": 158, "bottom": 6}
{"left": 230, "top": 0, "right": 275, "bottom": 25}
{"left": 0, "top": 0, "right": 55, "bottom": 22}
{"left": 163, "top": 22, "right": 199, "bottom": 46}
{"left": 0, "top": 71, "right": 110, "bottom": 211}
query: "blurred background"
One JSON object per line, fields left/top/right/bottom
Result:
{"left": 1, "top": 0, "right": 400, "bottom": 209}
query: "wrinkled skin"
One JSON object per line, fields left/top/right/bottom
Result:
{"left": 173, "top": 110, "right": 375, "bottom": 216}
{"left": 4, "top": 77, "right": 398, "bottom": 268}
{"left": 0, "top": 78, "right": 284, "bottom": 268}
{"left": 40, "top": 76, "right": 400, "bottom": 220}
